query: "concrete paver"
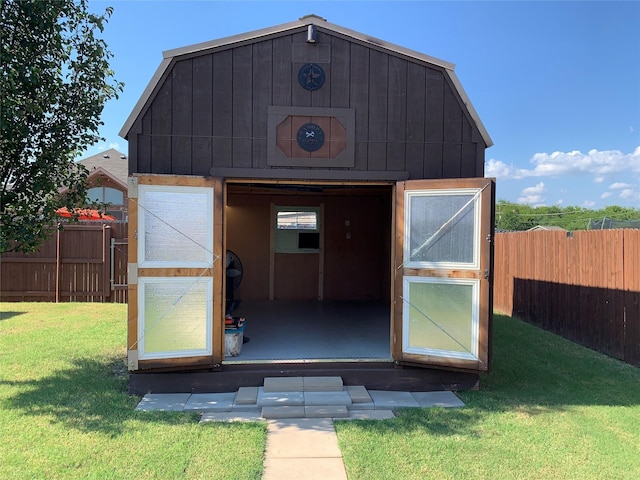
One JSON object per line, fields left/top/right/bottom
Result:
{"left": 257, "top": 387, "right": 305, "bottom": 406}
{"left": 304, "top": 390, "right": 352, "bottom": 406}
{"left": 263, "top": 376, "right": 303, "bottom": 392}
{"left": 368, "top": 390, "right": 421, "bottom": 408}
{"left": 183, "top": 392, "right": 235, "bottom": 412}
{"left": 262, "top": 458, "right": 347, "bottom": 480}
{"left": 304, "top": 405, "right": 349, "bottom": 418}
{"left": 134, "top": 383, "right": 466, "bottom": 480}
{"left": 262, "top": 406, "right": 306, "bottom": 419}
{"left": 344, "top": 409, "right": 396, "bottom": 420}
{"left": 235, "top": 386, "right": 259, "bottom": 404}
{"left": 346, "top": 385, "right": 372, "bottom": 403}
{"left": 411, "top": 390, "right": 465, "bottom": 408}
{"left": 265, "top": 418, "right": 341, "bottom": 457}
{"left": 135, "top": 393, "right": 190, "bottom": 411}
{"left": 302, "top": 376, "right": 343, "bottom": 392}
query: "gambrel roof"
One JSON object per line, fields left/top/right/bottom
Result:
{"left": 120, "top": 14, "right": 492, "bottom": 147}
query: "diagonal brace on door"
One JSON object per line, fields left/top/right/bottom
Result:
{"left": 399, "top": 183, "right": 489, "bottom": 269}
{"left": 128, "top": 197, "right": 221, "bottom": 351}
{"left": 400, "top": 295, "right": 482, "bottom": 364}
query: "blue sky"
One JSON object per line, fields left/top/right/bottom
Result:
{"left": 87, "top": 0, "right": 640, "bottom": 209}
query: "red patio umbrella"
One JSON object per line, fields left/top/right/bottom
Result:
{"left": 55, "top": 207, "right": 116, "bottom": 221}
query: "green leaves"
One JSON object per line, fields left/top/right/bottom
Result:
{"left": 1, "top": 0, "right": 124, "bottom": 252}
{"left": 495, "top": 200, "right": 640, "bottom": 231}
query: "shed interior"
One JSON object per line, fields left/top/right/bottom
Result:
{"left": 225, "top": 182, "right": 393, "bottom": 362}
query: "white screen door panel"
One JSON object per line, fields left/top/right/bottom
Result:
{"left": 128, "top": 175, "right": 223, "bottom": 369}
{"left": 394, "top": 178, "right": 494, "bottom": 371}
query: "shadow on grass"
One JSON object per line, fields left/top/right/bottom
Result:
{"left": 336, "top": 314, "right": 640, "bottom": 438}
{"left": 3, "top": 314, "right": 639, "bottom": 440}
{"left": 1, "top": 355, "right": 203, "bottom": 436}
{"left": 0, "top": 311, "right": 26, "bottom": 321}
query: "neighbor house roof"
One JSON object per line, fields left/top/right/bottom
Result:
{"left": 77, "top": 148, "right": 128, "bottom": 186}
{"left": 527, "top": 225, "right": 567, "bottom": 232}
{"left": 119, "top": 14, "right": 492, "bottom": 147}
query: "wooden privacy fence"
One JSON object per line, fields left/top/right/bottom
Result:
{"left": 494, "top": 229, "right": 640, "bottom": 366}
{"left": 1, "top": 222, "right": 128, "bottom": 303}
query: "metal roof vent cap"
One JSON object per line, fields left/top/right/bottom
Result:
{"left": 307, "top": 24, "right": 317, "bottom": 43}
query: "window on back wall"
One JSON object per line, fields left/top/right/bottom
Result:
{"left": 274, "top": 207, "right": 320, "bottom": 253}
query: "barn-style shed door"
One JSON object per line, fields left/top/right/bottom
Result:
{"left": 393, "top": 178, "right": 495, "bottom": 372}
{"left": 127, "top": 175, "right": 224, "bottom": 371}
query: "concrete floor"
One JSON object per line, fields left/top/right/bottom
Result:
{"left": 226, "top": 300, "right": 392, "bottom": 362}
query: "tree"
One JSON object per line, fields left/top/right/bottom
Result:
{"left": 495, "top": 200, "right": 640, "bottom": 231}
{"left": 0, "top": 0, "right": 123, "bottom": 252}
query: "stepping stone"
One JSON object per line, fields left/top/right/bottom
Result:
{"left": 302, "top": 376, "right": 343, "bottom": 392}
{"left": 344, "top": 410, "right": 396, "bottom": 420}
{"left": 262, "top": 406, "right": 306, "bottom": 419}
{"left": 346, "top": 401, "right": 374, "bottom": 410}
{"left": 183, "top": 392, "right": 235, "bottom": 412}
{"left": 346, "top": 385, "right": 372, "bottom": 403}
{"left": 265, "top": 418, "right": 341, "bottom": 457}
{"left": 235, "top": 386, "right": 259, "bottom": 404}
{"left": 231, "top": 403, "right": 261, "bottom": 413}
{"left": 264, "top": 376, "right": 303, "bottom": 392}
{"left": 304, "top": 390, "right": 352, "bottom": 406}
{"left": 200, "top": 412, "right": 264, "bottom": 423}
{"left": 305, "top": 405, "right": 349, "bottom": 418}
{"left": 368, "top": 390, "right": 421, "bottom": 409}
{"left": 135, "top": 393, "right": 190, "bottom": 411}
{"left": 411, "top": 391, "right": 465, "bottom": 408}
{"left": 263, "top": 458, "right": 347, "bottom": 480}
{"left": 257, "top": 387, "right": 304, "bottom": 406}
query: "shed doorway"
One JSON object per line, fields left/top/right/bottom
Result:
{"left": 224, "top": 182, "right": 393, "bottom": 363}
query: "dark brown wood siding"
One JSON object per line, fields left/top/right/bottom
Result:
{"left": 128, "top": 29, "right": 486, "bottom": 180}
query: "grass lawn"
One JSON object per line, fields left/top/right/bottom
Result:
{"left": 336, "top": 314, "right": 640, "bottom": 479}
{"left": 0, "top": 303, "right": 266, "bottom": 480}
{"left": 2, "top": 304, "right": 639, "bottom": 479}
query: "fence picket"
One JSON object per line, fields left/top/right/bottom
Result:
{"left": 1, "top": 222, "right": 128, "bottom": 303}
{"left": 494, "top": 229, "right": 639, "bottom": 366}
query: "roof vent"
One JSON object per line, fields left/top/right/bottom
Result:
{"left": 103, "top": 155, "right": 110, "bottom": 158}
{"left": 307, "top": 24, "right": 317, "bottom": 43}
{"left": 120, "top": 155, "right": 126, "bottom": 159}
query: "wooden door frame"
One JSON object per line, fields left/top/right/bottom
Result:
{"left": 127, "top": 174, "right": 224, "bottom": 371}
{"left": 392, "top": 177, "right": 495, "bottom": 372}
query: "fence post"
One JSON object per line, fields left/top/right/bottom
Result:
{"left": 55, "top": 225, "right": 61, "bottom": 303}
{"left": 102, "top": 225, "right": 112, "bottom": 302}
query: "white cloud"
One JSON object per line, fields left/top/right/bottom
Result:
{"left": 619, "top": 188, "right": 639, "bottom": 201}
{"left": 609, "top": 182, "right": 633, "bottom": 190}
{"left": 601, "top": 191, "right": 613, "bottom": 199}
{"left": 486, "top": 146, "right": 640, "bottom": 180}
{"left": 95, "top": 141, "right": 122, "bottom": 152}
{"left": 517, "top": 182, "right": 546, "bottom": 205}
{"left": 583, "top": 200, "right": 596, "bottom": 208}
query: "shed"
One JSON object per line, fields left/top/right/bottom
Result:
{"left": 121, "top": 15, "right": 496, "bottom": 394}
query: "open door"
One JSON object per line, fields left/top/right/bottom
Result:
{"left": 393, "top": 178, "right": 495, "bottom": 371}
{"left": 127, "top": 174, "right": 224, "bottom": 371}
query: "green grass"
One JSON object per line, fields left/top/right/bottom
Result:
{"left": 335, "top": 315, "right": 640, "bottom": 479}
{"left": 0, "top": 303, "right": 266, "bottom": 480}
{"left": 3, "top": 304, "right": 640, "bottom": 479}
